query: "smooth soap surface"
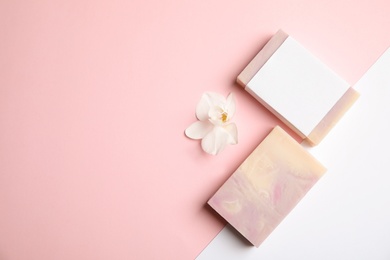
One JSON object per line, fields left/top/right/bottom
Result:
{"left": 237, "top": 30, "right": 288, "bottom": 87}
{"left": 246, "top": 36, "right": 350, "bottom": 137}
{"left": 208, "top": 126, "right": 326, "bottom": 247}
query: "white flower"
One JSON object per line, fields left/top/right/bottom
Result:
{"left": 185, "top": 92, "right": 238, "bottom": 155}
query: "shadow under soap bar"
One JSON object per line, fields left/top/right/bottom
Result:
{"left": 208, "top": 126, "right": 326, "bottom": 247}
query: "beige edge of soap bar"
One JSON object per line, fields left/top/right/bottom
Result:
{"left": 237, "top": 30, "right": 359, "bottom": 145}
{"left": 208, "top": 126, "right": 326, "bottom": 247}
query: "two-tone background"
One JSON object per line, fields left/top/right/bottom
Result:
{"left": 1, "top": 1, "right": 389, "bottom": 259}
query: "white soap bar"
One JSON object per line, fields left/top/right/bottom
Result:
{"left": 237, "top": 30, "right": 359, "bottom": 145}
{"left": 247, "top": 37, "right": 349, "bottom": 136}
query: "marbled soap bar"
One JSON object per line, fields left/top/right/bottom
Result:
{"left": 208, "top": 126, "right": 326, "bottom": 247}
{"left": 237, "top": 30, "right": 359, "bottom": 145}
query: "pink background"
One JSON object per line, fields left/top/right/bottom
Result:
{"left": 0, "top": 0, "right": 389, "bottom": 259}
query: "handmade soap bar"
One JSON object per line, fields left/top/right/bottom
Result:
{"left": 208, "top": 126, "right": 326, "bottom": 247}
{"left": 237, "top": 30, "right": 359, "bottom": 145}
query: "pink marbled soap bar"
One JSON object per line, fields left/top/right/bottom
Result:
{"left": 208, "top": 126, "right": 326, "bottom": 247}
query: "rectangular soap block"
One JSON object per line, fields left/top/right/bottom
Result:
{"left": 208, "top": 126, "right": 326, "bottom": 247}
{"left": 237, "top": 30, "right": 359, "bottom": 145}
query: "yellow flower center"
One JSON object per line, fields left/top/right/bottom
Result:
{"left": 221, "top": 112, "right": 228, "bottom": 123}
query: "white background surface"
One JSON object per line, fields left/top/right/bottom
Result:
{"left": 197, "top": 47, "right": 390, "bottom": 260}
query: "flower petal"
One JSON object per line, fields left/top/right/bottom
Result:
{"left": 196, "top": 92, "right": 225, "bottom": 120}
{"left": 225, "top": 93, "right": 236, "bottom": 120}
{"left": 185, "top": 121, "right": 213, "bottom": 139}
{"left": 201, "top": 126, "right": 230, "bottom": 155}
{"left": 208, "top": 106, "right": 224, "bottom": 126}
{"left": 196, "top": 93, "right": 211, "bottom": 121}
{"left": 224, "top": 123, "right": 238, "bottom": 144}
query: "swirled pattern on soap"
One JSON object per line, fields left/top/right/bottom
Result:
{"left": 208, "top": 126, "right": 326, "bottom": 247}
